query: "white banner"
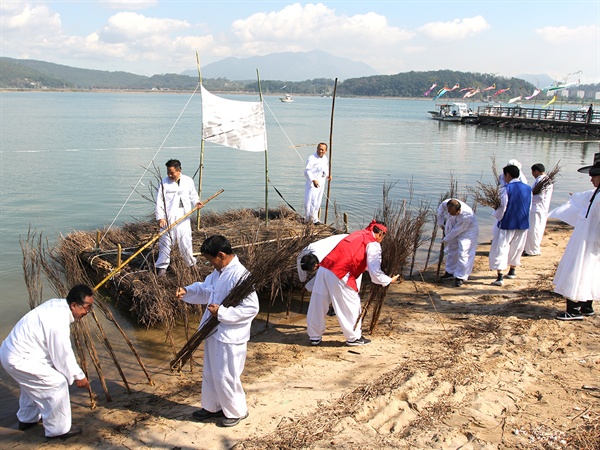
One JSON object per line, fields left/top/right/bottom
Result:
{"left": 201, "top": 85, "right": 267, "bottom": 152}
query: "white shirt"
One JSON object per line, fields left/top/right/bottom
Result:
{"left": 1, "top": 298, "right": 85, "bottom": 384}
{"left": 304, "top": 152, "right": 329, "bottom": 183}
{"left": 297, "top": 234, "right": 348, "bottom": 283}
{"left": 155, "top": 174, "right": 199, "bottom": 221}
{"left": 182, "top": 255, "right": 259, "bottom": 344}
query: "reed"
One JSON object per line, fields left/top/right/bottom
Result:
{"left": 359, "top": 182, "right": 430, "bottom": 334}
{"left": 467, "top": 156, "right": 501, "bottom": 210}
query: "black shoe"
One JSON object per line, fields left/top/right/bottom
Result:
{"left": 310, "top": 338, "right": 322, "bottom": 346}
{"left": 440, "top": 272, "right": 454, "bottom": 280}
{"left": 556, "top": 311, "right": 583, "bottom": 321}
{"left": 327, "top": 306, "right": 336, "bottom": 316}
{"left": 217, "top": 412, "right": 248, "bottom": 428}
{"left": 313, "top": 221, "right": 323, "bottom": 226}
{"left": 47, "top": 427, "right": 82, "bottom": 440}
{"left": 581, "top": 300, "right": 594, "bottom": 316}
{"left": 454, "top": 279, "right": 464, "bottom": 287}
{"left": 346, "top": 336, "right": 371, "bottom": 346}
{"left": 192, "top": 408, "right": 225, "bottom": 421}
{"left": 505, "top": 270, "right": 516, "bottom": 279}
{"left": 18, "top": 420, "right": 39, "bottom": 431}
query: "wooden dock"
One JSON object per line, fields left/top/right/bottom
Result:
{"left": 475, "top": 105, "right": 600, "bottom": 137}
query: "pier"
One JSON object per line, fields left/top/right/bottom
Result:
{"left": 476, "top": 105, "right": 600, "bottom": 137}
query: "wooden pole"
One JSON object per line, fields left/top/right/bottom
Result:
{"left": 196, "top": 53, "right": 204, "bottom": 230}
{"left": 93, "top": 189, "right": 223, "bottom": 291}
{"left": 324, "top": 78, "right": 338, "bottom": 225}
{"left": 256, "top": 69, "right": 269, "bottom": 226}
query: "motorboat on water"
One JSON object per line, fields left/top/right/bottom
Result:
{"left": 280, "top": 94, "right": 293, "bottom": 103}
{"left": 428, "top": 102, "right": 477, "bottom": 123}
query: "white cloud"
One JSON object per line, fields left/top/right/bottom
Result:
{"left": 230, "top": 3, "right": 413, "bottom": 64}
{"left": 99, "top": 12, "right": 189, "bottom": 42}
{"left": 0, "top": 2, "right": 61, "bottom": 34}
{"left": 100, "top": 0, "right": 158, "bottom": 10}
{"left": 419, "top": 15, "right": 490, "bottom": 41}
{"left": 536, "top": 25, "right": 598, "bottom": 44}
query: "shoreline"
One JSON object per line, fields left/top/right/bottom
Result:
{"left": 1, "top": 219, "right": 598, "bottom": 449}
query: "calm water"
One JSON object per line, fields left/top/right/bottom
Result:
{"left": 1, "top": 92, "right": 598, "bottom": 339}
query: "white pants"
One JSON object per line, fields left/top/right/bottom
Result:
{"left": 445, "top": 235, "right": 477, "bottom": 281}
{"left": 201, "top": 336, "right": 248, "bottom": 419}
{"left": 523, "top": 210, "right": 547, "bottom": 255}
{"left": 306, "top": 267, "right": 362, "bottom": 342}
{"left": 155, "top": 210, "right": 196, "bottom": 268}
{"left": 489, "top": 228, "right": 527, "bottom": 271}
{"left": 1, "top": 348, "right": 72, "bottom": 437}
{"left": 304, "top": 179, "right": 326, "bottom": 223}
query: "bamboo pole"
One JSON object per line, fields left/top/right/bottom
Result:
{"left": 256, "top": 69, "right": 269, "bottom": 226}
{"left": 196, "top": 53, "right": 205, "bottom": 230}
{"left": 89, "top": 308, "right": 132, "bottom": 393}
{"left": 324, "top": 78, "right": 338, "bottom": 225}
{"left": 93, "top": 189, "right": 223, "bottom": 291}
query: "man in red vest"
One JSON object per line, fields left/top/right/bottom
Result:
{"left": 306, "top": 220, "right": 400, "bottom": 346}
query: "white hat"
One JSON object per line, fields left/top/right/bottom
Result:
{"left": 507, "top": 159, "right": 522, "bottom": 170}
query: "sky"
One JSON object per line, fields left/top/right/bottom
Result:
{"left": 1, "top": 1, "right": 599, "bottom": 84}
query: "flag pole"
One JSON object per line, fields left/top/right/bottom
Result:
{"left": 256, "top": 69, "right": 269, "bottom": 226}
{"left": 196, "top": 52, "right": 205, "bottom": 230}
{"left": 324, "top": 78, "right": 338, "bottom": 225}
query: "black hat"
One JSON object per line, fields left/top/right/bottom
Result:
{"left": 577, "top": 152, "right": 600, "bottom": 176}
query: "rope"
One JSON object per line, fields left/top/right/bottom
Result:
{"left": 99, "top": 84, "right": 201, "bottom": 245}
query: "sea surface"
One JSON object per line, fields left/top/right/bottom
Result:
{"left": 0, "top": 92, "right": 598, "bottom": 417}
{"left": 1, "top": 91, "right": 598, "bottom": 337}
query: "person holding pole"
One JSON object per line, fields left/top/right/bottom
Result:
{"left": 0, "top": 285, "right": 93, "bottom": 439}
{"left": 304, "top": 143, "right": 331, "bottom": 225}
{"left": 155, "top": 159, "right": 202, "bottom": 275}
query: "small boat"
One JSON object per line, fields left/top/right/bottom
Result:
{"left": 428, "top": 102, "right": 477, "bottom": 123}
{"left": 280, "top": 94, "right": 293, "bottom": 103}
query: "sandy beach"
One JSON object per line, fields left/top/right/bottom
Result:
{"left": 0, "top": 219, "right": 598, "bottom": 449}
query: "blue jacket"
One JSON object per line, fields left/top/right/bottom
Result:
{"left": 498, "top": 182, "right": 532, "bottom": 230}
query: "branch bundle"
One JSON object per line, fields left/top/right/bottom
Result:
{"left": 532, "top": 161, "right": 561, "bottom": 195}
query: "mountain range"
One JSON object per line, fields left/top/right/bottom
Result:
{"left": 183, "top": 50, "right": 379, "bottom": 81}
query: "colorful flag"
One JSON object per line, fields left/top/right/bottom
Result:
{"left": 493, "top": 88, "right": 510, "bottom": 97}
{"left": 542, "top": 95, "right": 557, "bottom": 109}
{"left": 201, "top": 85, "right": 267, "bottom": 152}
{"left": 482, "top": 83, "right": 496, "bottom": 92}
{"left": 508, "top": 95, "right": 522, "bottom": 104}
{"left": 525, "top": 89, "right": 541, "bottom": 100}
{"left": 463, "top": 88, "right": 480, "bottom": 98}
{"left": 424, "top": 83, "right": 437, "bottom": 96}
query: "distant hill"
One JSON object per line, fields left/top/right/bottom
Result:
{"left": 2, "top": 57, "right": 598, "bottom": 100}
{"left": 516, "top": 73, "right": 557, "bottom": 89}
{"left": 184, "top": 50, "right": 379, "bottom": 82}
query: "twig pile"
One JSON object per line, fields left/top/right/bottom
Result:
{"left": 359, "top": 181, "right": 430, "bottom": 334}
{"left": 532, "top": 161, "right": 561, "bottom": 195}
{"left": 467, "top": 156, "right": 501, "bottom": 210}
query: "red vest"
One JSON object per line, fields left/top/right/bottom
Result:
{"left": 320, "top": 229, "right": 376, "bottom": 291}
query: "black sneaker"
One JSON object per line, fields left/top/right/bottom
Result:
{"left": 327, "top": 306, "right": 336, "bottom": 316}
{"left": 310, "top": 338, "right": 322, "bottom": 346}
{"left": 440, "top": 272, "right": 454, "bottom": 280}
{"left": 192, "top": 408, "right": 225, "bottom": 421}
{"left": 346, "top": 336, "right": 371, "bottom": 346}
{"left": 18, "top": 420, "right": 39, "bottom": 431}
{"left": 581, "top": 308, "right": 595, "bottom": 316}
{"left": 47, "top": 427, "right": 82, "bottom": 440}
{"left": 556, "top": 311, "right": 583, "bottom": 321}
{"left": 454, "top": 279, "right": 464, "bottom": 287}
{"left": 217, "top": 412, "right": 248, "bottom": 428}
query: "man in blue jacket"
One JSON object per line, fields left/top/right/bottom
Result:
{"left": 489, "top": 165, "right": 532, "bottom": 286}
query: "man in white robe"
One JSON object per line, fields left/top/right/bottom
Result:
{"left": 176, "top": 235, "right": 259, "bottom": 427}
{"left": 524, "top": 163, "right": 554, "bottom": 256}
{"left": 155, "top": 159, "right": 202, "bottom": 275}
{"left": 0, "top": 285, "right": 93, "bottom": 439}
{"left": 551, "top": 154, "right": 600, "bottom": 320}
{"left": 436, "top": 199, "right": 479, "bottom": 287}
{"left": 304, "top": 143, "right": 330, "bottom": 225}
